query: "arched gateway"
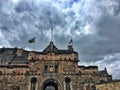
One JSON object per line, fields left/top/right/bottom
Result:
{"left": 42, "top": 79, "right": 59, "bottom": 90}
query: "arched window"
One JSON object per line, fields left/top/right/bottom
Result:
{"left": 92, "top": 85, "right": 96, "bottom": 90}
{"left": 0, "top": 71, "right": 2, "bottom": 75}
{"left": 31, "top": 77, "right": 37, "bottom": 90}
{"left": 65, "top": 77, "right": 71, "bottom": 90}
{"left": 44, "top": 65, "right": 48, "bottom": 73}
{"left": 55, "top": 65, "right": 58, "bottom": 73}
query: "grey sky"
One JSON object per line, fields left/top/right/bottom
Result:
{"left": 0, "top": 0, "right": 120, "bottom": 79}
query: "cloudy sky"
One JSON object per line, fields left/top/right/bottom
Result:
{"left": 0, "top": 0, "right": 120, "bottom": 79}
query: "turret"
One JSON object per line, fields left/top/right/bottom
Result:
{"left": 68, "top": 45, "right": 73, "bottom": 51}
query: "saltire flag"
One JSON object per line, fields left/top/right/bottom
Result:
{"left": 28, "top": 37, "right": 35, "bottom": 43}
{"left": 69, "top": 38, "right": 73, "bottom": 44}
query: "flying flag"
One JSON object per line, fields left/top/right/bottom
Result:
{"left": 69, "top": 38, "right": 73, "bottom": 44}
{"left": 28, "top": 37, "right": 35, "bottom": 43}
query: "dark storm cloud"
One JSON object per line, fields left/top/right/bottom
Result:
{"left": 0, "top": 0, "right": 120, "bottom": 79}
{"left": 0, "top": 0, "right": 66, "bottom": 50}
{"left": 78, "top": 0, "right": 120, "bottom": 79}
{"left": 15, "top": 1, "right": 32, "bottom": 13}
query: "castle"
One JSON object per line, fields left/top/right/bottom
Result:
{"left": 0, "top": 41, "right": 119, "bottom": 90}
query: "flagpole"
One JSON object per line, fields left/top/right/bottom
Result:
{"left": 71, "top": 38, "right": 73, "bottom": 46}
{"left": 12, "top": 37, "right": 15, "bottom": 48}
{"left": 51, "top": 24, "right": 53, "bottom": 42}
{"left": 28, "top": 37, "right": 36, "bottom": 50}
{"left": 34, "top": 41, "right": 35, "bottom": 50}
{"left": 69, "top": 38, "right": 73, "bottom": 45}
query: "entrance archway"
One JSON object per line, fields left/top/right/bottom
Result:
{"left": 45, "top": 85, "right": 56, "bottom": 90}
{"left": 42, "top": 79, "right": 58, "bottom": 90}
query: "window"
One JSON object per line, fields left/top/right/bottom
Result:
{"left": 0, "top": 71, "right": 2, "bottom": 75}
{"left": 31, "top": 77, "right": 37, "bottom": 90}
{"left": 65, "top": 77, "right": 71, "bottom": 90}
{"left": 44, "top": 65, "right": 48, "bottom": 73}
{"left": 92, "top": 85, "right": 96, "bottom": 90}
{"left": 55, "top": 66, "right": 58, "bottom": 73}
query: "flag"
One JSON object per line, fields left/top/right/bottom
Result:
{"left": 28, "top": 37, "right": 35, "bottom": 43}
{"left": 69, "top": 38, "right": 73, "bottom": 44}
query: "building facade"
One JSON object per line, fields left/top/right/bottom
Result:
{"left": 0, "top": 41, "right": 115, "bottom": 90}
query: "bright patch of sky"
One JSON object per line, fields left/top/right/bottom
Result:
{"left": 12, "top": 0, "right": 20, "bottom": 4}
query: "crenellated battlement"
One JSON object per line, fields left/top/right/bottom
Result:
{"left": 28, "top": 52, "right": 78, "bottom": 61}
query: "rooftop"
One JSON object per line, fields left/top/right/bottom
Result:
{"left": 0, "top": 41, "right": 77, "bottom": 65}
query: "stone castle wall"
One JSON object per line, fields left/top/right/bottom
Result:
{"left": 0, "top": 44, "right": 119, "bottom": 90}
{"left": 96, "top": 81, "right": 120, "bottom": 90}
